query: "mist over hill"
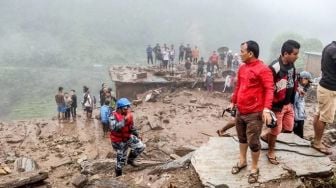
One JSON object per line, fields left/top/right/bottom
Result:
{"left": 0, "top": 0, "right": 335, "bottom": 119}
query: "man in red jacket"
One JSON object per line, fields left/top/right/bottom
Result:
{"left": 110, "top": 98, "right": 145, "bottom": 177}
{"left": 230, "top": 41, "right": 274, "bottom": 184}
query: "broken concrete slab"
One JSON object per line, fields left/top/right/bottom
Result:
{"left": 147, "top": 116, "right": 164, "bottom": 130}
{"left": 135, "top": 72, "right": 147, "bottom": 79}
{"left": 80, "top": 159, "right": 115, "bottom": 175}
{"left": 190, "top": 98, "right": 197, "bottom": 103}
{"left": 149, "top": 152, "right": 193, "bottom": 175}
{"left": 191, "top": 137, "right": 333, "bottom": 188}
{"left": 85, "top": 179, "right": 129, "bottom": 188}
{"left": 132, "top": 99, "right": 143, "bottom": 105}
{"left": 174, "top": 145, "right": 197, "bottom": 157}
{"left": 0, "top": 171, "right": 48, "bottom": 188}
{"left": 72, "top": 174, "right": 88, "bottom": 188}
{"left": 6, "top": 134, "right": 24, "bottom": 144}
{"left": 276, "top": 133, "right": 311, "bottom": 146}
{"left": 14, "top": 157, "right": 39, "bottom": 172}
{"left": 50, "top": 158, "right": 73, "bottom": 169}
{"left": 259, "top": 134, "right": 325, "bottom": 157}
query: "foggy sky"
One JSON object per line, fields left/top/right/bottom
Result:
{"left": 0, "top": 0, "right": 335, "bottom": 62}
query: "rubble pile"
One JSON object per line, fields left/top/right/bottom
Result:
{"left": 0, "top": 82, "right": 335, "bottom": 187}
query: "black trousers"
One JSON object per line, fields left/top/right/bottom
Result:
{"left": 293, "top": 120, "right": 304, "bottom": 138}
{"left": 70, "top": 107, "right": 77, "bottom": 119}
{"left": 147, "top": 55, "right": 153, "bottom": 64}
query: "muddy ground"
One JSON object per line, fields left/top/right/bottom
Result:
{"left": 0, "top": 87, "right": 336, "bottom": 187}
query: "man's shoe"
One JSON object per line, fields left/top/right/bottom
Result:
{"left": 115, "top": 169, "right": 122, "bottom": 177}
{"left": 127, "top": 160, "right": 139, "bottom": 167}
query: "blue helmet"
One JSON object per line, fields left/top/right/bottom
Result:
{"left": 116, "top": 98, "right": 131, "bottom": 109}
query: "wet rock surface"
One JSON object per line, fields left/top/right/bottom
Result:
{"left": 192, "top": 137, "right": 333, "bottom": 187}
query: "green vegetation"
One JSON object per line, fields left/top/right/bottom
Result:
{"left": 0, "top": 66, "right": 111, "bottom": 120}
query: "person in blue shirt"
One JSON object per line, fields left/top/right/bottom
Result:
{"left": 100, "top": 100, "right": 111, "bottom": 137}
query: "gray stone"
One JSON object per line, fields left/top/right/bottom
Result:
{"left": 14, "top": 157, "right": 39, "bottom": 172}
{"left": 190, "top": 98, "right": 197, "bottom": 103}
{"left": 132, "top": 99, "right": 143, "bottom": 105}
{"left": 6, "top": 134, "right": 24, "bottom": 144}
{"left": 77, "top": 155, "right": 88, "bottom": 164}
{"left": 147, "top": 116, "right": 164, "bottom": 130}
{"left": 50, "top": 158, "right": 73, "bottom": 169}
{"left": 183, "top": 91, "right": 193, "bottom": 96}
{"left": 163, "top": 97, "right": 172, "bottom": 104}
{"left": 71, "top": 174, "right": 88, "bottom": 188}
{"left": 149, "top": 152, "right": 193, "bottom": 175}
{"left": 174, "top": 145, "right": 197, "bottom": 157}
{"left": 191, "top": 137, "right": 333, "bottom": 188}
{"left": 136, "top": 72, "right": 147, "bottom": 79}
{"left": 80, "top": 159, "right": 115, "bottom": 175}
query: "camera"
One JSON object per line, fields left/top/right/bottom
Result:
{"left": 266, "top": 110, "right": 277, "bottom": 128}
{"left": 222, "top": 107, "right": 237, "bottom": 117}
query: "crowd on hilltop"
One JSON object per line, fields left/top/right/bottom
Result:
{"left": 146, "top": 43, "right": 240, "bottom": 73}
{"left": 146, "top": 43, "right": 240, "bottom": 93}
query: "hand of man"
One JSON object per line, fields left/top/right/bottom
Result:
{"left": 262, "top": 108, "right": 272, "bottom": 125}
{"left": 228, "top": 103, "right": 234, "bottom": 111}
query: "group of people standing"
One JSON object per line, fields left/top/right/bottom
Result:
{"left": 55, "top": 84, "right": 145, "bottom": 178}
{"left": 146, "top": 43, "right": 176, "bottom": 69}
{"left": 146, "top": 43, "right": 240, "bottom": 74}
{"left": 226, "top": 39, "right": 336, "bottom": 184}
{"left": 55, "top": 87, "right": 77, "bottom": 122}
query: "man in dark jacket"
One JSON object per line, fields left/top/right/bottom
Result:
{"left": 262, "top": 40, "right": 300, "bottom": 165}
{"left": 70, "top": 89, "right": 77, "bottom": 121}
{"left": 146, "top": 45, "right": 153, "bottom": 64}
{"left": 312, "top": 41, "right": 336, "bottom": 155}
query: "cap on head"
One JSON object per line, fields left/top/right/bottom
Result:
{"left": 299, "top": 71, "right": 312, "bottom": 82}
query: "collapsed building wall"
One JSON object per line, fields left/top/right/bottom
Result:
{"left": 113, "top": 80, "right": 225, "bottom": 100}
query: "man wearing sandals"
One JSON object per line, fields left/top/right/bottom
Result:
{"left": 312, "top": 41, "right": 336, "bottom": 155}
{"left": 262, "top": 40, "right": 300, "bottom": 164}
{"left": 230, "top": 41, "right": 274, "bottom": 183}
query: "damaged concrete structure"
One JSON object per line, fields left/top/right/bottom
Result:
{"left": 109, "top": 65, "right": 228, "bottom": 99}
